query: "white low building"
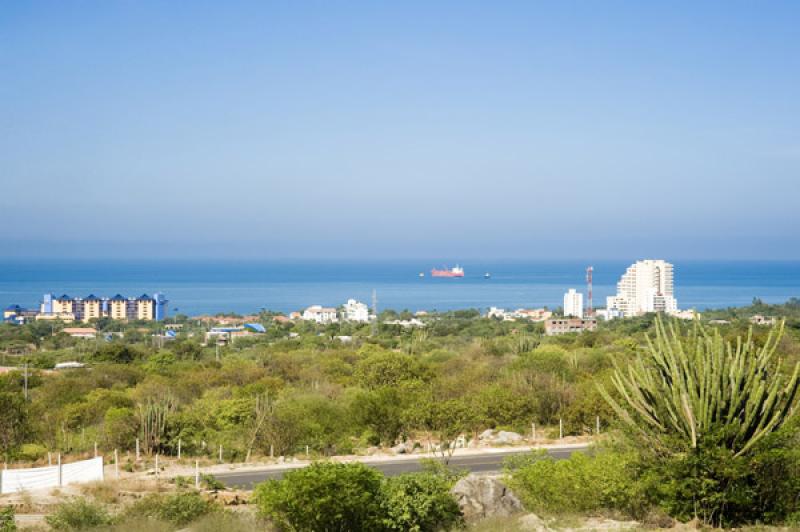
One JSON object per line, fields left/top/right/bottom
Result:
{"left": 384, "top": 318, "right": 425, "bottom": 328}
{"left": 669, "top": 309, "right": 698, "bottom": 320}
{"left": 303, "top": 305, "right": 339, "bottom": 324}
{"left": 487, "top": 307, "right": 552, "bottom": 322}
{"left": 595, "top": 308, "right": 624, "bottom": 321}
{"left": 343, "top": 299, "right": 370, "bottom": 322}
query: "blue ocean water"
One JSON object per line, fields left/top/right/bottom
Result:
{"left": 0, "top": 260, "right": 798, "bottom": 316}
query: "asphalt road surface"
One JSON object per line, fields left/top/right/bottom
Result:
{"left": 216, "top": 446, "right": 586, "bottom": 490}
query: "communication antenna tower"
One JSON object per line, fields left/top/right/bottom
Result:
{"left": 586, "top": 266, "right": 594, "bottom": 316}
{"left": 371, "top": 289, "right": 378, "bottom": 337}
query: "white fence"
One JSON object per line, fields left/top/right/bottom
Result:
{"left": 1, "top": 456, "right": 104, "bottom": 494}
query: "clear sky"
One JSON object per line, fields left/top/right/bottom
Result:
{"left": 2, "top": 1, "right": 799, "bottom": 260}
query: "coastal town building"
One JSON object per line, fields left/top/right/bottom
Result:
{"left": 3, "top": 305, "right": 38, "bottom": 324}
{"left": 594, "top": 308, "right": 624, "bottom": 321}
{"left": 62, "top": 327, "right": 98, "bottom": 338}
{"left": 487, "top": 307, "right": 552, "bottom": 322}
{"left": 384, "top": 318, "right": 425, "bottom": 328}
{"left": 3, "top": 293, "right": 169, "bottom": 323}
{"left": 563, "top": 289, "right": 584, "bottom": 318}
{"left": 750, "top": 314, "right": 777, "bottom": 326}
{"left": 545, "top": 318, "right": 597, "bottom": 336}
{"left": 670, "top": 309, "right": 698, "bottom": 320}
{"left": 302, "top": 305, "right": 339, "bottom": 324}
{"left": 342, "top": 299, "right": 370, "bottom": 322}
{"left": 606, "top": 260, "right": 678, "bottom": 317}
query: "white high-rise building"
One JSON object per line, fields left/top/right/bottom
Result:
{"left": 563, "top": 288, "right": 584, "bottom": 318}
{"left": 607, "top": 260, "right": 678, "bottom": 317}
{"left": 343, "top": 299, "right": 370, "bottom": 322}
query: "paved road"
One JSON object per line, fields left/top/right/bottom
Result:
{"left": 216, "top": 446, "right": 586, "bottom": 490}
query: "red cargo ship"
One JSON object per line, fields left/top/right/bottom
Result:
{"left": 431, "top": 266, "right": 464, "bottom": 277}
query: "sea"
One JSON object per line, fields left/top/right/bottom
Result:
{"left": 1, "top": 260, "right": 799, "bottom": 316}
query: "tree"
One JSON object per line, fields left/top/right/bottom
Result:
{"left": 104, "top": 407, "right": 138, "bottom": 450}
{"left": 354, "top": 352, "right": 429, "bottom": 390}
{"left": 351, "top": 386, "right": 407, "bottom": 445}
{"left": 0, "top": 392, "right": 28, "bottom": 459}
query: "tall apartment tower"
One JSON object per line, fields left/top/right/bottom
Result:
{"left": 563, "top": 288, "right": 584, "bottom": 318}
{"left": 607, "top": 260, "right": 677, "bottom": 317}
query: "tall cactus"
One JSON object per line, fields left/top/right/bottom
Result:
{"left": 599, "top": 318, "right": 799, "bottom": 457}
{"left": 138, "top": 395, "right": 176, "bottom": 455}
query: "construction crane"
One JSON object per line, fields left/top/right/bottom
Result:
{"left": 586, "top": 266, "right": 594, "bottom": 316}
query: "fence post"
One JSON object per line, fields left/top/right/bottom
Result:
{"left": 57, "top": 454, "right": 63, "bottom": 487}
{"left": 270, "top": 444, "right": 274, "bottom": 459}
{"left": 559, "top": 418, "right": 563, "bottom": 439}
{"left": 155, "top": 454, "right": 159, "bottom": 481}
{"left": 195, "top": 460, "right": 200, "bottom": 489}
{"left": 136, "top": 439, "right": 140, "bottom": 461}
{"left": 177, "top": 438, "right": 182, "bottom": 460}
{"left": 306, "top": 445, "right": 309, "bottom": 459}
{"left": 596, "top": 415, "right": 600, "bottom": 435}
{"left": 114, "top": 449, "right": 119, "bottom": 479}
{"left": 531, "top": 422, "right": 536, "bottom": 442}
{"left": 218, "top": 445, "right": 223, "bottom": 463}
{"left": 94, "top": 442, "right": 98, "bottom": 458}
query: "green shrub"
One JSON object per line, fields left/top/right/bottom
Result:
{"left": 45, "top": 497, "right": 113, "bottom": 530}
{"left": 381, "top": 472, "right": 463, "bottom": 531}
{"left": 644, "top": 426, "right": 800, "bottom": 527}
{"left": 508, "top": 448, "right": 647, "bottom": 518}
{"left": 0, "top": 506, "right": 16, "bottom": 532}
{"left": 125, "top": 492, "right": 216, "bottom": 526}
{"left": 200, "top": 473, "right": 225, "bottom": 491}
{"left": 253, "top": 462, "right": 385, "bottom": 532}
{"left": 17, "top": 443, "right": 47, "bottom": 462}
{"left": 172, "top": 475, "right": 190, "bottom": 489}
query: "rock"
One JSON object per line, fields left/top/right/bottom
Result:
{"left": 204, "top": 490, "right": 250, "bottom": 506}
{"left": 495, "top": 431, "right": 523, "bottom": 444}
{"left": 478, "top": 429, "right": 495, "bottom": 440}
{"left": 450, "top": 474, "right": 523, "bottom": 520}
{"left": 672, "top": 518, "right": 702, "bottom": 530}
{"left": 518, "top": 513, "right": 551, "bottom": 531}
{"left": 391, "top": 442, "right": 407, "bottom": 454}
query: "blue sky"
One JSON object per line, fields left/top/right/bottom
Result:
{"left": 2, "top": 1, "right": 799, "bottom": 259}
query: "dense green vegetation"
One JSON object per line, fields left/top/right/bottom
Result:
{"left": 507, "top": 315, "right": 800, "bottom": 528}
{"left": 1, "top": 300, "right": 800, "bottom": 527}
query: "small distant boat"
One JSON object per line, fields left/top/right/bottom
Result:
{"left": 484, "top": 272, "right": 491, "bottom": 279}
{"left": 419, "top": 272, "right": 425, "bottom": 278}
{"left": 431, "top": 265, "right": 464, "bottom": 278}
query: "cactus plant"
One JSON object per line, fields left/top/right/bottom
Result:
{"left": 599, "top": 317, "right": 799, "bottom": 456}
{"left": 138, "top": 396, "right": 176, "bottom": 455}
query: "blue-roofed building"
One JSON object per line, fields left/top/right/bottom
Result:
{"left": 3, "top": 305, "right": 37, "bottom": 324}
{"left": 244, "top": 323, "right": 266, "bottom": 333}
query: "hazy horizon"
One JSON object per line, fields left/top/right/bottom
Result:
{"left": 3, "top": 2, "right": 799, "bottom": 260}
